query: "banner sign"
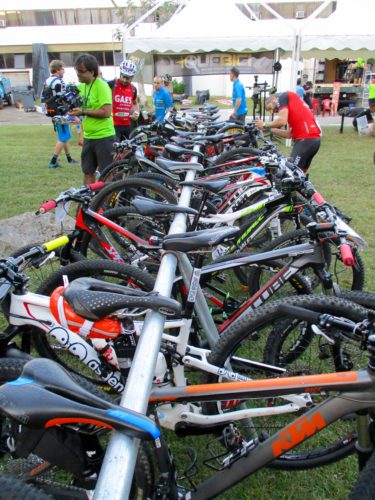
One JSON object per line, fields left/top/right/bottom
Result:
{"left": 154, "top": 52, "right": 274, "bottom": 76}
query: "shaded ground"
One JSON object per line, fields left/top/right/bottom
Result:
{"left": 0, "top": 105, "right": 47, "bottom": 126}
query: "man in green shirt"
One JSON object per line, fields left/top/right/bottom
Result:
{"left": 69, "top": 53, "right": 116, "bottom": 184}
{"left": 354, "top": 57, "right": 365, "bottom": 85}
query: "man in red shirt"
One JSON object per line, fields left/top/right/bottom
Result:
{"left": 108, "top": 59, "right": 140, "bottom": 140}
{"left": 256, "top": 92, "right": 321, "bottom": 172}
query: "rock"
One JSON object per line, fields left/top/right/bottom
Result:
{"left": 0, "top": 211, "right": 74, "bottom": 257}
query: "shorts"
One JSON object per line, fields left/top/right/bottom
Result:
{"left": 56, "top": 123, "right": 72, "bottom": 143}
{"left": 355, "top": 67, "right": 364, "bottom": 78}
{"left": 291, "top": 138, "right": 321, "bottom": 171}
{"left": 232, "top": 113, "right": 247, "bottom": 124}
{"left": 81, "top": 136, "right": 116, "bottom": 175}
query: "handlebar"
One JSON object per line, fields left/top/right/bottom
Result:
{"left": 36, "top": 182, "right": 105, "bottom": 215}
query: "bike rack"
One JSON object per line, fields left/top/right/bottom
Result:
{"left": 94, "top": 146, "right": 218, "bottom": 499}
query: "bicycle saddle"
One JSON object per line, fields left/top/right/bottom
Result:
{"left": 136, "top": 158, "right": 179, "bottom": 180}
{"left": 164, "top": 143, "right": 205, "bottom": 160}
{"left": 63, "top": 278, "right": 182, "bottom": 320}
{"left": 180, "top": 178, "right": 230, "bottom": 194}
{"left": 0, "top": 358, "right": 160, "bottom": 440}
{"left": 195, "top": 133, "right": 226, "bottom": 143}
{"left": 163, "top": 226, "right": 239, "bottom": 252}
{"left": 131, "top": 196, "right": 198, "bottom": 216}
{"left": 155, "top": 157, "right": 204, "bottom": 172}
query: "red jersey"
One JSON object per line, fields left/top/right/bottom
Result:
{"left": 112, "top": 80, "right": 137, "bottom": 126}
{"left": 278, "top": 91, "right": 321, "bottom": 140}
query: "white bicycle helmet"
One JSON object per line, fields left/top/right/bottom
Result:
{"left": 119, "top": 59, "right": 137, "bottom": 77}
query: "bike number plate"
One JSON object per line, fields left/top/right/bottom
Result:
{"left": 212, "top": 245, "right": 228, "bottom": 261}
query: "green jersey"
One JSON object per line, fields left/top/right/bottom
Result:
{"left": 78, "top": 78, "right": 115, "bottom": 139}
{"left": 369, "top": 83, "right": 375, "bottom": 100}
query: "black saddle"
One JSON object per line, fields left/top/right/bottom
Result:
{"left": 62, "top": 278, "right": 181, "bottom": 320}
{"left": 164, "top": 143, "right": 205, "bottom": 160}
{"left": 155, "top": 157, "right": 204, "bottom": 173}
{"left": 163, "top": 226, "right": 239, "bottom": 252}
{"left": 137, "top": 157, "right": 179, "bottom": 180}
{"left": 0, "top": 358, "right": 159, "bottom": 439}
{"left": 180, "top": 178, "right": 230, "bottom": 194}
{"left": 131, "top": 196, "right": 198, "bottom": 216}
{"left": 193, "top": 133, "right": 226, "bottom": 143}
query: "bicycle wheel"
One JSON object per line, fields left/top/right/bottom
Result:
{"left": 247, "top": 228, "right": 365, "bottom": 293}
{"left": 206, "top": 295, "right": 369, "bottom": 469}
{"left": 214, "top": 147, "right": 260, "bottom": 166}
{"left": 99, "top": 151, "right": 135, "bottom": 182}
{"left": 0, "top": 358, "right": 154, "bottom": 499}
{"left": 89, "top": 177, "right": 177, "bottom": 213}
{"left": 0, "top": 473, "right": 53, "bottom": 499}
{"left": 32, "top": 260, "right": 154, "bottom": 385}
{"left": 348, "top": 449, "right": 375, "bottom": 499}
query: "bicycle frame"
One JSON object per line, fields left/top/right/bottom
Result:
{"left": 147, "top": 367, "right": 375, "bottom": 499}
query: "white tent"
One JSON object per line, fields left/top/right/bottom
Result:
{"left": 301, "top": 0, "right": 375, "bottom": 59}
{"left": 124, "top": 0, "right": 294, "bottom": 54}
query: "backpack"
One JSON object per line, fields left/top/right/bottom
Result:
{"left": 41, "top": 76, "right": 60, "bottom": 117}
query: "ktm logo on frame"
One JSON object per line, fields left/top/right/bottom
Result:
{"left": 272, "top": 413, "right": 326, "bottom": 457}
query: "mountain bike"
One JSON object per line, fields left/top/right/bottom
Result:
{"left": 3, "top": 310, "right": 375, "bottom": 499}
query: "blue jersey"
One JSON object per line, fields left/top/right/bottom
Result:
{"left": 153, "top": 87, "right": 173, "bottom": 122}
{"left": 232, "top": 79, "right": 248, "bottom": 115}
{"left": 296, "top": 85, "right": 305, "bottom": 100}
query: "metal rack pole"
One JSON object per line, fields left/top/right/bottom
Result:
{"left": 94, "top": 161, "right": 198, "bottom": 500}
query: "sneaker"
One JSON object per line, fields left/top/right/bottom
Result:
{"left": 68, "top": 159, "right": 78, "bottom": 164}
{"left": 48, "top": 162, "right": 62, "bottom": 168}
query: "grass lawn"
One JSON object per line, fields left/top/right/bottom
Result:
{"left": 0, "top": 124, "right": 375, "bottom": 497}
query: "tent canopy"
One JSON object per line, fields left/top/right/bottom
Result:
{"left": 301, "top": 0, "right": 375, "bottom": 59}
{"left": 125, "top": 0, "right": 375, "bottom": 59}
{"left": 124, "top": 0, "right": 294, "bottom": 53}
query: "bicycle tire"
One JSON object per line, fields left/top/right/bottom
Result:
{"left": 247, "top": 228, "right": 365, "bottom": 293}
{"left": 89, "top": 177, "right": 177, "bottom": 213}
{"left": 32, "top": 260, "right": 155, "bottom": 385}
{"left": 348, "top": 449, "right": 375, "bottom": 499}
{"left": 0, "top": 358, "right": 154, "bottom": 499}
{"left": 206, "top": 295, "right": 369, "bottom": 470}
{"left": 0, "top": 473, "right": 53, "bottom": 499}
{"left": 338, "top": 290, "right": 375, "bottom": 309}
{"left": 99, "top": 152, "right": 135, "bottom": 182}
{"left": 214, "top": 147, "right": 260, "bottom": 166}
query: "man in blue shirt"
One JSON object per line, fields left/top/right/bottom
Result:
{"left": 296, "top": 78, "right": 305, "bottom": 101}
{"left": 230, "top": 66, "right": 248, "bottom": 124}
{"left": 153, "top": 76, "right": 173, "bottom": 123}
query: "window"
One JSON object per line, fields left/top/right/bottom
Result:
{"left": 20, "top": 11, "right": 35, "bottom": 26}
{"left": 6, "top": 11, "right": 20, "bottom": 27}
{"left": 35, "top": 11, "right": 54, "bottom": 26}
{"left": 0, "top": 55, "right": 5, "bottom": 69}
{"left": 100, "top": 9, "right": 111, "bottom": 24}
{"left": 14, "top": 54, "right": 25, "bottom": 69}
{"left": 60, "top": 53, "right": 75, "bottom": 67}
{"left": 4, "top": 54, "right": 14, "bottom": 68}
{"left": 104, "top": 51, "right": 114, "bottom": 66}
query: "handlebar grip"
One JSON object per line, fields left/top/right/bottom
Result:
{"left": 36, "top": 200, "right": 57, "bottom": 215}
{"left": 88, "top": 181, "right": 105, "bottom": 191}
{"left": 340, "top": 243, "right": 355, "bottom": 267}
{"left": 278, "top": 303, "right": 321, "bottom": 323}
{"left": 42, "top": 235, "right": 70, "bottom": 253}
{"left": 313, "top": 192, "right": 326, "bottom": 206}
